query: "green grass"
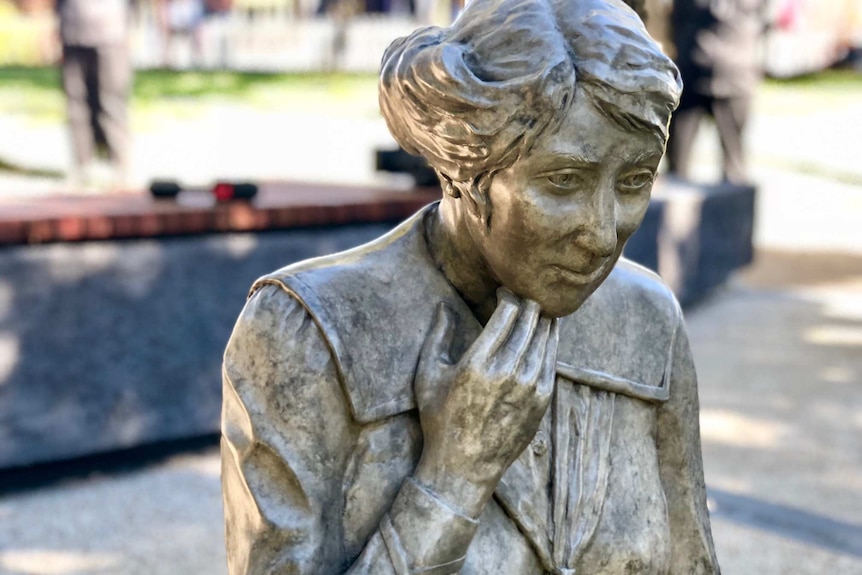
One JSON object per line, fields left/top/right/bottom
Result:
{"left": 0, "top": 65, "right": 378, "bottom": 99}
{"left": 132, "top": 69, "right": 377, "bottom": 102}
{"left": 0, "top": 66, "right": 382, "bottom": 176}
{"left": 764, "top": 68, "right": 862, "bottom": 90}
{"left": 760, "top": 68, "right": 862, "bottom": 114}
{"left": 760, "top": 156, "right": 862, "bottom": 188}
{"left": 0, "top": 65, "right": 61, "bottom": 91}
{"left": 0, "top": 156, "right": 63, "bottom": 179}
{"left": 3, "top": 64, "right": 858, "bottom": 125}
{"left": 0, "top": 66, "right": 65, "bottom": 122}
{"left": 0, "top": 66, "right": 380, "bottom": 126}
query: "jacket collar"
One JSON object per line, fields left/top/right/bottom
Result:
{"left": 252, "top": 203, "right": 675, "bottom": 424}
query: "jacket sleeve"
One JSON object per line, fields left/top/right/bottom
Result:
{"left": 656, "top": 312, "right": 722, "bottom": 575}
{"left": 221, "top": 285, "right": 479, "bottom": 575}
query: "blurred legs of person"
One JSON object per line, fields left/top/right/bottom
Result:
{"left": 666, "top": 90, "right": 751, "bottom": 185}
{"left": 62, "top": 43, "right": 131, "bottom": 189}
{"left": 665, "top": 91, "right": 703, "bottom": 182}
{"left": 668, "top": 0, "right": 767, "bottom": 186}
{"left": 62, "top": 45, "right": 97, "bottom": 178}
{"left": 96, "top": 43, "right": 131, "bottom": 184}
{"left": 162, "top": 0, "right": 205, "bottom": 68}
{"left": 712, "top": 95, "right": 750, "bottom": 186}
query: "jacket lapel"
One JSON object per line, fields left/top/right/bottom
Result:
{"left": 494, "top": 409, "right": 556, "bottom": 571}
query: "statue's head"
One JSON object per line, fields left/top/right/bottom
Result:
{"left": 380, "top": 0, "right": 682, "bottom": 317}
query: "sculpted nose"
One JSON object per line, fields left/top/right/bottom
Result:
{"left": 576, "top": 189, "right": 618, "bottom": 258}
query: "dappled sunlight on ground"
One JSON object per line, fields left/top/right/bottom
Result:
{"left": 804, "top": 324, "right": 862, "bottom": 347}
{"left": 819, "top": 365, "right": 856, "bottom": 384}
{"left": 687, "top": 249, "right": 862, "bottom": 533}
{"left": 689, "top": 255, "right": 862, "bottom": 571}
{"left": 169, "top": 451, "right": 222, "bottom": 477}
{"left": 0, "top": 447, "right": 227, "bottom": 575}
{"left": 807, "top": 282, "right": 862, "bottom": 320}
{"left": 709, "top": 516, "right": 862, "bottom": 575}
{"left": 0, "top": 549, "right": 121, "bottom": 575}
{"left": 700, "top": 410, "right": 788, "bottom": 449}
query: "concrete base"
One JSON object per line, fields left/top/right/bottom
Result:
{"left": 0, "top": 224, "right": 393, "bottom": 469}
{"left": 625, "top": 178, "right": 756, "bottom": 306}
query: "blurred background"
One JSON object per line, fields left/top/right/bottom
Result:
{"left": 0, "top": 0, "right": 860, "bottom": 574}
{"left": 0, "top": 0, "right": 861, "bottom": 190}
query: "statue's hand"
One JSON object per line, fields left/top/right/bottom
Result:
{"left": 412, "top": 289, "right": 559, "bottom": 516}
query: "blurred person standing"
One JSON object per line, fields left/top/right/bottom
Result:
{"left": 666, "top": 0, "right": 770, "bottom": 185}
{"left": 158, "top": 0, "right": 204, "bottom": 68}
{"left": 56, "top": 0, "right": 131, "bottom": 188}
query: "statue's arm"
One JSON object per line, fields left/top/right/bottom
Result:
{"left": 221, "top": 286, "right": 480, "bottom": 575}
{"left": 656, "top": 314, "right": 721, "bottom": 575}
{"left": 221, "top": 286, "right": 358, "bottom": 573}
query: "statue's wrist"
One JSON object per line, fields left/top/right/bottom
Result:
{"left": 382, "top": 477, "right": 480, "bottom": 573}
{"left": 413, "top": 458, "right": 496, "bottom": 519}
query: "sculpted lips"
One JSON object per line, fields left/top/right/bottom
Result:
{"left": 548, "top": 258, "right": 609, "bottom": 285}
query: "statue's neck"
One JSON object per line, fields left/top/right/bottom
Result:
{"left": 425, "top": 200, "right": 499, "bottom": 325}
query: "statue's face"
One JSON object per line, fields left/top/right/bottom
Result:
{"left": 468, "top": 92, "right": 664, "bottom": 318}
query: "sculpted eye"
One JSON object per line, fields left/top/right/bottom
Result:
{"left": 617, "top": 170, "right": 654, "bottom": 194}
{"left": 546, "top": 172, "right": 579, "bottom": 188}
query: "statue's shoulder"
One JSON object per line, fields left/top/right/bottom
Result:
{"left": 557, "top": 258, "right": 682, "bottom": 394}
{"left": 599, "top": 257, "right": 682, "bottom": 324}
{"left": 251, "top": 207, "right": 431, "bottom": 301}
{"left": 244, "top": 204, "right": 459, "bottom": 424}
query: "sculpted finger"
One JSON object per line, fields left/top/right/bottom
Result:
{"left": 467, "top": 287, "right": 520, "bottom": 360}
{"left": 521, "top": 316, "right": 551, "bottom": 386}
{"left": 498, "top": 299, "right": 541, "bottom": 373}
{"left": 537, "top": 318, "right": 560, "bottom": 396}
{"left": 416, "top": 303, "right": 456, "bottom": 406}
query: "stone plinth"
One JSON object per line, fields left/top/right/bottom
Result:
{"left": 625, "top": 178, "right": 756, "bottom": 306}
{"left": 0, "top": 184, "right": 436, "bottom": 469}
{"left": 0, "top": 178, "right": 753, "bottom": 468}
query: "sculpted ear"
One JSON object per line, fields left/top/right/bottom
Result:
{"left": 437, "top": 169, "right": 496, "bottom": 232}
{"left": 471, "top": 171, "right": 495, "bottom": 230}
{"left": 437, "top": 171, "right": 462, "bottom": 198}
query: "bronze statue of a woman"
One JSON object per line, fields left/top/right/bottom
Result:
{"left": 221, "top": 0, "right": 721, "bottom": 573}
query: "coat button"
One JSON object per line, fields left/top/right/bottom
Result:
{"left": 531, "top": 430, "right": 548, "bottom": 456}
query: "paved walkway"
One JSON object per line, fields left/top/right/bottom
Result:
{"left": 0, "top": 80, "right": 860, "bottom": 574}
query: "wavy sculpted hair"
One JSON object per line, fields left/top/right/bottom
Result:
{"left": 379, "top": 0, "right": 682, "bottom": 223}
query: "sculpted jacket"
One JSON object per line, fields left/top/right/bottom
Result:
{"left": 221, "top": 205, "right": 721, "bottom": 575}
